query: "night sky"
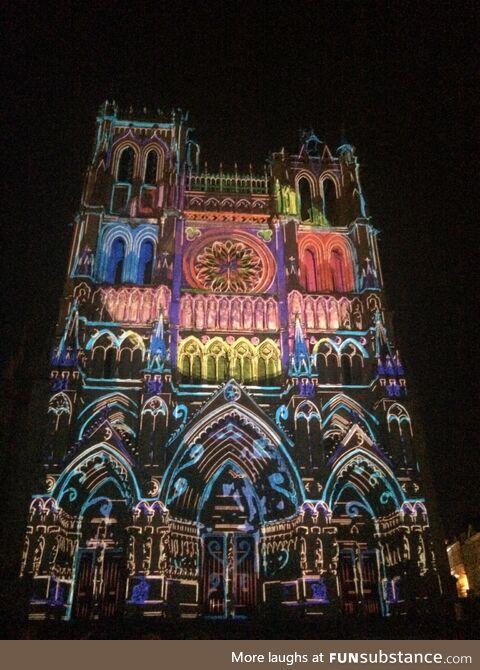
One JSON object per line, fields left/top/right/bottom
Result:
{"left": 1, "top": 0, "right": 477, "bottom": 542}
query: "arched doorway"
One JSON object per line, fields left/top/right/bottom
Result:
{"left": 199, "top": 461, "right": 260, "bottom": 617}
{"left": 72, "top": 485, "right": 129, "bottom": 620}
{"left": 325, "top": 450, "right": 404, "bottom": 617}
{"left": 162, "top": 397, "right": 303, "bottom": 618}
{"left": 54, "top": 446, "right": 139, "bottom": 621}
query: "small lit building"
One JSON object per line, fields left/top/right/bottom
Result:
{"left": 447, "top": 525, "right": 480, "bottom": 598}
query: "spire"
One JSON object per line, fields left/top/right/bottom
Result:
{"left": 51, "top": 301, "right": 79, "bottom": 367}
{"left": 147, "top": 309, "right": 169, "bottom": 372}
{"left": 290, "top": 314, "right": 311, "bottom": 375}
{"left": 373, "top": 310, "right": 393, "bottom": 360}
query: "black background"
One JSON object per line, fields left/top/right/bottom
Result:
{"left": 0, "top": 0, "right": 477, "bottom": 580}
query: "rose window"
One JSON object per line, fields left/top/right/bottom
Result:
{"left": 194, "top": 240, "right": 263, "bottom": 292}
{"left": 184, "top": 231, "right": 276, "bottom": 294}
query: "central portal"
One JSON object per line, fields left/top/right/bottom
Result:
{"left": 202, "top": 533, "right": 257, "bottom": 617}
{"left": 199, "top": 459, "right": 261, "bottom": 617}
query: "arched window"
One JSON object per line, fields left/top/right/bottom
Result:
{"left": 387, "top": 403, "right": 413, "bottom": 438}
{"left": 118, "top": 334, "right": 144, "bottom": 379}
{"left": 179, "top": 338, "right": 203, "bottom": 383}
{"left": 323, "top": 178, "right": 337, "bottom": 225}
{"left": 233, "top": 341, "right": 255, "bottom": 383}
{"left": 303, "top": 248, "right": 318, "bottom": 292}
{"left": 330, "top": 249, "right": 346, "bottom": 292}
{"left": 316, "top": 341, "right": 339, "bottom": 383}
{"left": 137, "top": 240, "right": 154, "bottom": 285}
{"left": 191, "top": 356, "right": 202, "bottom": 383}
{"left": 117, "top": 147, "right": 135, "bottom": 182}
{"left": 205, "top": 340, "right": 229, "bottom": 383}
{"left": 298, "top": 177, "right": 313, "bottom": 222}
{"left": 90, "top": 333, "right": 117, "bottom": 377}
{"left": 341, "top": 354, "right": 352, "bottom": 385}
{"left": 144, "top": 150, "right": 158, "bottom": 184}
{"left": 104, "top": 347, "right": 117, "bottom": 378}
{"left": 139, "top": 396, "right": 168, "bottom": 465}
{"left": 257, "top": 341, "right": 280, "bottom": 381}
{"left": 108, "top": 238, "right": 126, "bottom": 284}
{"left": 340, "top": 342, "right": 364, "bottom": 384}
{"left": 257, "top": 357, "right": 267, "bottom": 381}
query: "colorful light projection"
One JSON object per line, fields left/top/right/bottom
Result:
{"left": 183, "top": 230, "right": 276, "bottom": 293}
{"left": 20, "top": 106, "right": 440, "bottom": 623}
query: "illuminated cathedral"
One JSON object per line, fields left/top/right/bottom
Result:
{"left": 21, "top": 102, "right": 441, "bottom": 622}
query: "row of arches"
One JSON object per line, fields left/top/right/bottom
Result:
{"left": 315, "top": 340, "right": 366, "bottom": 385}
{"left": 43, "top": 403, "right": 410, "bottom": 521}
{"left": 298, "top": 233, "right": 356, "bottom": 293}
{"left": 46, "top": 386, "right": 413, "bottom": 454}
{"left": 181, "top": 294, "right": 278, "bottom": 331}
{"left": 186, "top": 195, "right": 267, "bottom": 211}
{"left": 87, "top": 330, "right": 146, "bottom": 379}
{"left": 187, "top": 174, "right": 269, "bottom": 194}
{"left": 289, "top": 291, "right": 364, "bottom": 331}
{"left": 178, "top": 336, "right": 281, "bottom": 384}
{"left": 96, "top": 285, "right": 171, "bottom": 323}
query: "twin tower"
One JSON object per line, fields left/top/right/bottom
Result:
{"left": 21, "top": 102, "right": 441, "bottom": 622}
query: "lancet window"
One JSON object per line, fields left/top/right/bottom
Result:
{"left": 298, "top": 233, "right": 355, "bottom": 293}
{"left": 298, "top": 177, "right": 313, "bottom": 222}
{"left": 117, "top": 147, "right": 135, "bottom": 182}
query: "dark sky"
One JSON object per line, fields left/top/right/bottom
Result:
{"left": 1, "top": 0, "right": 477, "bottom": 537}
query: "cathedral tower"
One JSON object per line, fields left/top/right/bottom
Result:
{"left": 20, "top": 104, "right": 441, "bottom": 621}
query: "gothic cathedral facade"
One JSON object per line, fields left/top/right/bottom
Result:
{"left": 21, "top": 102, "right": 441, "bottom": 622}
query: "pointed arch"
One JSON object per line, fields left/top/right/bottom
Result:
{"left": 55, "top": 443, "right": 141, "bottom": 512}
{"left": 117, "top": 330, "right": 146, "bottom": 349}
{"left": 140, "top": 395, "right": 168, "bottom": 429}
{"left": 321, "top": 175, "right": 339, "bottom": 225}
{"left": 323, "top": 394, "right": 379, "bottom": 437}
{"left": 297, "top": 176, "right": 313, "bottom": 222}
{"left": 161, "top": 403, "right": 304, "bottom": 522}
{"left": 48, "top": 392, "right": 72, "bottom": 429}
{"left": 323, "top": 235, "right": 356, "bottom": 292}
{"left": 313, "top": 338, "right": 339, "bottom": 383}
{"left": 132, "top": 226, "right": 158, "bottom": 255}
{"left": 140, "top": 137, "right": 168, "bottom": 180}
{"left": 178, "top": 336, "right": 203, "bottom": 382}
{"left": 320, "top": 172, "right": 341, "bottom": 198}
{"left": 232, "top": 337, "right": 255, "bottom": 383}
{"left": 257, "top": 338, "right": 281, "bottom": 381}
{"left": 204, "top": 337, "right": 229, "bottom": 383}
{"left": 87, "top": 330, "right": 118, "bottom": 378}
{"left": 137, "top": 239, "right": 155, "bottom": 285}
{"left": 117, "top": 330, "right": 146, "bottom": 379}
{"left": 387, "top": 403, "right": 413, "bottom": 437}
{"left": 97, "top": 225, "right": 134, "bottom": 283}
{"left": 323, "top": 447, "right": 404, "bottom": 517}
{"left": 294, "top": 400, "right": 321, "bottom": 427}
{"left": 77, "top": 392, "right": 138, "bottom": 420}
{"left": 197, "top": 459, "right": 266, "bottom": 524}
{"left": 113, "top": 144, "right": 139, "bottom": 182}
{"left": 78, "top": 397, "right": 138, "bottom": 440}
